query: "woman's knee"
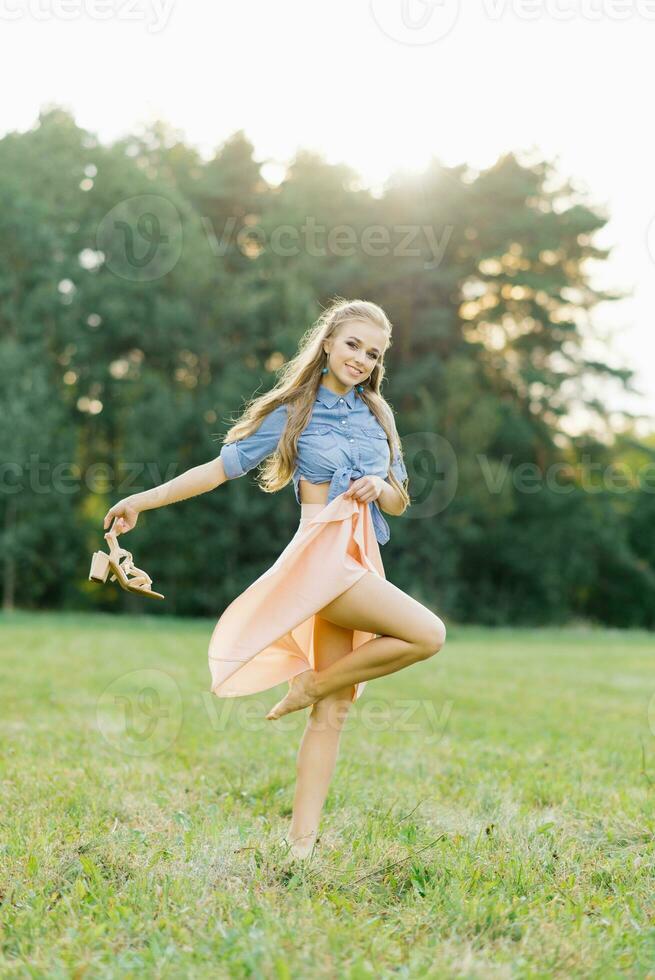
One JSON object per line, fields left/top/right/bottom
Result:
{"left": 412, "top": 615, "right": 447, "bottom": 661}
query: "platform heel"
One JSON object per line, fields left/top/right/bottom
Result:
{"left": 89, "top": 550, "right": 110, "bottom": 583}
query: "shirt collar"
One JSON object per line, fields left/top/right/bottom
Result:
{"left": 316, "top": 382, "right": 357, "bottom": 409}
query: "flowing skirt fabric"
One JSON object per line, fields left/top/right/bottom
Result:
{"left": 208, "top": 491, "right": 386, "bottom": 702}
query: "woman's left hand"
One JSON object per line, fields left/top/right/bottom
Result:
{"left": 344, "top": 475, "right": 385, "bottom": 504}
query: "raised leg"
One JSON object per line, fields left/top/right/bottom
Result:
{"left": 267, "top": 572, "right": 446, "bottom": 721}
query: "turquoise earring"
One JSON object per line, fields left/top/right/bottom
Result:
{"left": 322, "top": 366, "right": 328, "bottom": 374}
{"left": 356, "top": 384, "right": 364, "bottom": 392}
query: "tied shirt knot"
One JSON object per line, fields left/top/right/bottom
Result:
{"left": 327, "top": 464, "right": 391, "bottom": 546}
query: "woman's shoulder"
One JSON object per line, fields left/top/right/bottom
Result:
{"left": 252, "top": 401, "right": 289, "bottom": 435}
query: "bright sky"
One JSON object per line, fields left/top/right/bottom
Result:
{"left": 2, "top": 0, "right": 653, "bottom": 431}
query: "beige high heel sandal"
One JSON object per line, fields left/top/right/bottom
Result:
{"left": 88, "top": 521, "right": 164, "bottom": 600}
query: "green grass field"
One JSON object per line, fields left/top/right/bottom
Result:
{"left": 1, "top": 611, "right": 654, "bottom": 978}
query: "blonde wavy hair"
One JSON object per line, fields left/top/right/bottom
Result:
{"left": 218, "top": 297, "right": 410, "bottom": 514}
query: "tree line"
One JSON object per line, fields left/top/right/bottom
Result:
{"left": 1, "top": 106, "right": 654, "bottom": 627}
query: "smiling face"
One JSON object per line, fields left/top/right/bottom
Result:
{"left": 323, "top": 319, "right": 387, "bottom": 393}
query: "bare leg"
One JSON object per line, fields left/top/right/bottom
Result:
{"left": 267, "top": 572, "right": 446, "bottom": 721}
{"left": 267, "top": 636, "right": 422, "bottom": 721}
{"left": 286, "top": 618, "right": 355, "bottom": 858}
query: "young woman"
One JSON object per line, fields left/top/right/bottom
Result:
{"left": 103, "top": 298, "right": 447, "bottom": 859}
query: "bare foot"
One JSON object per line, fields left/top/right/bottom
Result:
{"left": 282, "top": 832, "right": 317, "bottom": 860}
{"left": 266, "top": 669, "right": 319, "bottom": 720}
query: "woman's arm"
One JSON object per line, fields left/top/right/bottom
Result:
{"left": 103, "top": 457, "right": 227, "bottom": 532}
{"left": 378, "top": 432, "right": 408, "bottom": 516}
{"left": 103, "top": 403, "right": 289, "bottom": 533}
{"left": 377, "top": 479, "right": 405, "bottom": 517}
{"left": 130, "top": 457, "right": 228, "bottom": 512}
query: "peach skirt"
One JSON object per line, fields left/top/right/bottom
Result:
{"left": 208, "top": 491, "right": 386, "bottom": 703}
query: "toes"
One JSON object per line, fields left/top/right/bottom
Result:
{"left": 266, "top": 691, "right": 293, "bottom": 720}
{"left": 267, "top": 697, "right": 294, "bottom": 721}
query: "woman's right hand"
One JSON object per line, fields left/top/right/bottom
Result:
{"left": 103, "top": 499, "right": 140, "bottom": 535}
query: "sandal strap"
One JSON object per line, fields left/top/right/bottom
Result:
{"left": 104, "top": 531, "right": 153, "bottom": 588}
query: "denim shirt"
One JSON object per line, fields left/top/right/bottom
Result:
{"left": 219, "top": 383, "right": 407, "bottom": 545}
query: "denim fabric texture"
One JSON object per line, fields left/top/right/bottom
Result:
{"left": 219, "top": 383, "right": 407, "bottom": 545}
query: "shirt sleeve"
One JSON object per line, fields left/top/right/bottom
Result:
{"left": 383, "top": 403, "right": 407, "bottom": 483}
{"left": 389, "top": 441, "right": 408, "bottom": 484}
{"left": 219, "top": 403, "right": 288, "bottom": 480}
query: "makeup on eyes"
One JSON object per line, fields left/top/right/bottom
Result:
{"left": 346, "top": 338, "right": 379, "bottom": 359}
